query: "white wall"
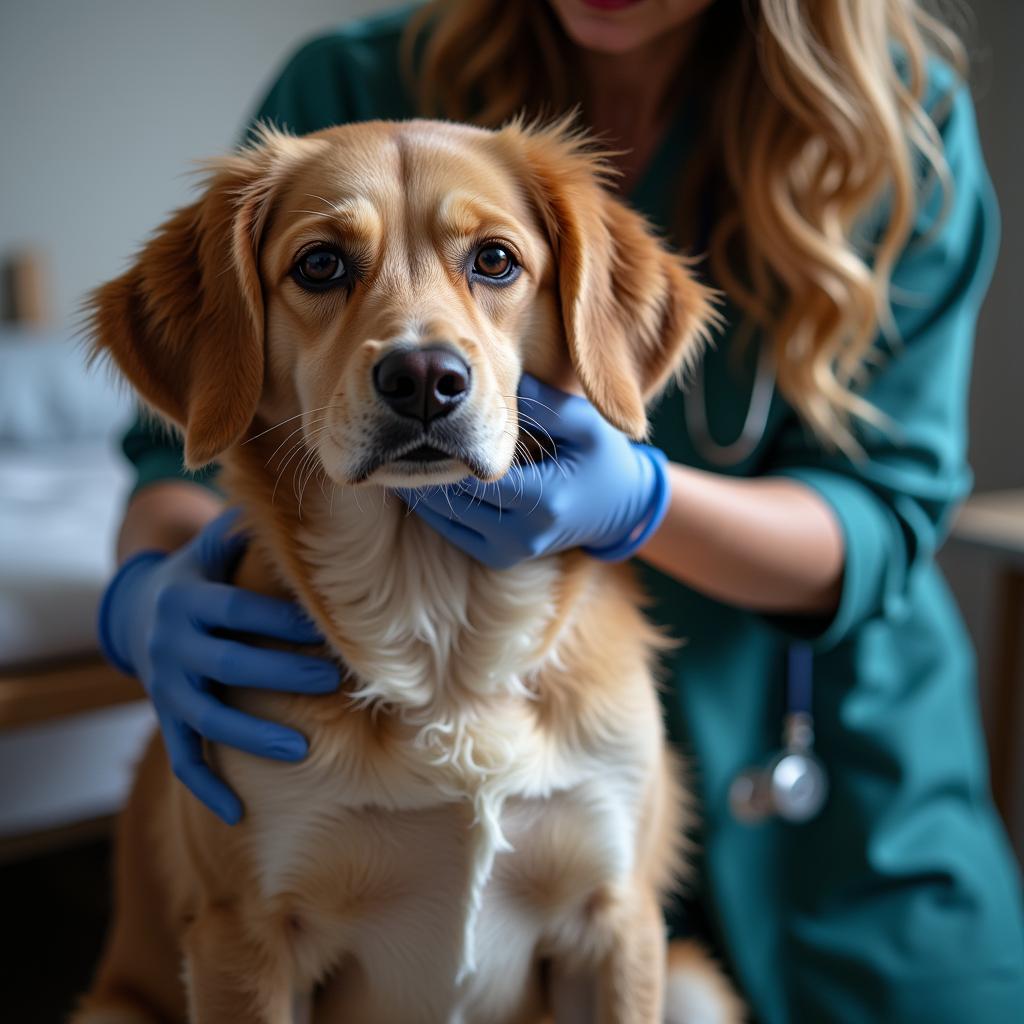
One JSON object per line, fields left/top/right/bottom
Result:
{"left": 0, "top": 0, "right": 402, "bottom": 329}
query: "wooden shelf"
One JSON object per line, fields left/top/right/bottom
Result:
{"left": 950, "top": 488, "right": 1024, "bottom": 842}
{"left": 952, "top": 489, "right": 1024, "bottom": 563}
{"left": 0, "top": 656, "right": 142, "bottom": 730}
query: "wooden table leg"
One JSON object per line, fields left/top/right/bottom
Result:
{"left": 990, "top": 569, "right": 1023, "bottom": 831}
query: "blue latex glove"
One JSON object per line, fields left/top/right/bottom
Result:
{"left": 402, "top": 375, "right": 671, "bottom": 570}
{"left": 98, "top": 509, "right": 338, "bottom": 824}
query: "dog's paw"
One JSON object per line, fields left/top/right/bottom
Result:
{"left": 664, "top": 939, "right": 746, "bottom": 1024}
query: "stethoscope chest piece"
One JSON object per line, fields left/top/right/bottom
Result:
{"left": 729, "top": 746, "right": 829, "bottom": 824}
{"left": 729, "top": 647, "right": 829, "bottom": 825}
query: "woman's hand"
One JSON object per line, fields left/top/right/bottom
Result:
{"left": 402, "top": 375, "right": 670, "bottom": 569}
{"left": 98, "top": 509, "right": 339, "bottom": 824}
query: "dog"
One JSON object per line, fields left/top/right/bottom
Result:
{"left": 76, "top": 118, "right": 744, "bottom": 1023}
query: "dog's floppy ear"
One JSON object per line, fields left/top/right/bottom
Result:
{"left": 89, "top": 131, "right": 298, "bottom": 468}
{"left": 507, "top": 119, "right": 715, "bottom": 440}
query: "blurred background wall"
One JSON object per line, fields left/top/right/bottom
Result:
{"left": 0, "top": 0, "right": 1020, "bottom": 833}
{"left": 0, "top": 0, "right": 404, "bottom": 328}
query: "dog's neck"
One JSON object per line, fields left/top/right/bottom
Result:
{"left": 296, "top": 484, "right": 564, "bottom": 711}
{"left": 222, "top": 439, "right": 570, "bottom": 717}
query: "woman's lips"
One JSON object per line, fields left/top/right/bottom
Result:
{"left": 579, "top": 0, "right": 645, "bottom": 11}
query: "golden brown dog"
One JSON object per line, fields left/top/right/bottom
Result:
{"left": 76, "top": 119, "right": 744, "bottom": 1023}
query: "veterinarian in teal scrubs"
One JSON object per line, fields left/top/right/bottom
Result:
{"left": 102, "top": 3, "right": 1024, "bottom": 1021}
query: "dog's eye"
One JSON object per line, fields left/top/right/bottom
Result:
{"left": 472, "top": 244, "right": 518, "bottom": 282}
{"left": 293, "top": 247, "right": 347, "bottom": 290}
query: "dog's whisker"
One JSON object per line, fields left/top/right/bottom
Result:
{"left": 442, "top": 485, "right": 460, "bottom": 522}
{"left": 264, "top": 419, "right": 330, "bottom": 468}
{"left": 295, "top": 439, "right": 328, "bottom": 505}
{"left": 498, "top": 394, "right": 564, "bottom": 420}
{"left": 526, "top": 479, "right": 546, "bottom": 517}
{"left": 246, "top": 405, "right": 333, "bottom": 444}
{"left": 271, "top": 452, "right": 299, "bottom": 505}
{"left": 509, "top": 451, "right": 528, "bottom": 500}
{"left": 495, "top": 394, "right": 563, "bottom": 457}
{"left": 295, "top": 446, "right": 324, "bottom": 516}
{"left": 514, "top": 411, "right": 552, "bottom": 432}
{"left": 274, "top": 440, "right": 309, "bottom": 478}
{"left": 264, "top": 425, "right": 323, "bottom": 468}
{"left": 289, "top": 209, "right": 344, "bottom": 221}
{"left": 501, "top": 439, "right": 529, "bottom": 498}
{"left": 298, "top": 461, "right": 323, "bottom": 519}
{"left": 515, "top": 411, "right": 559, "bottom": 448}
{"left": 292, "top": 447, "right": 316, "bottom": 513}
{"left": 513, "top": 415, "right": 562, "bottom": 466}
{"left": 272, "top": 434, "right": 323, "bottom": 506}
{"left": 499, "top": 425, "right": 552, "bottom": 475}
{"left": 494, "top": 473, "right": 503, "bottom": 521}
{"left": 262, "top": 417, "right": 330, "bottom": 468}
{"left": 518, "top": 424, "right": 566, "bottom": 479}
{"left": 408, "top": 487, "right": 431, "bottom": 517}
{"left": 467, "top": 477, "right": 485, "bottom": 513}
{"left": 518, "top": 426, "right": 566, "bottom": 494}
{"left": 304, "top": 192, "right": 343, "bottom": 214}
{"left": 269, "top": 422, "right": 332, "bottom": 473}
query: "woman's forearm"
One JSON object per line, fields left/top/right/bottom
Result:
{"left": 116, "top": 480, "right": 225, "bottom": 562}
{"left": 638, "top": 463, "right": 844, "bottom": 615}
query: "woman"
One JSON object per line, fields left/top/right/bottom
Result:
{"left": 99, "top": 1, "right": 1024, "bottom": 1019}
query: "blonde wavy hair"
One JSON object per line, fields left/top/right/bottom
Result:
{"left": 402, "top": 0, "right": 967, "bottom": 449}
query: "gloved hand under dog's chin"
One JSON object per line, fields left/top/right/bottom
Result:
{"left": 397, "top": 374, "right": 671, "bottom": 570}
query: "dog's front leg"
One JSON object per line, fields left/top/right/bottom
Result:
{"left": 183, "top": 904, "right": 296, "bottom": 1024}
{"left": 595, "top": 887, "right": 666, "bottom": 1024}
{"left": 551, "top": 885, "right": 666, "bottom": 1024}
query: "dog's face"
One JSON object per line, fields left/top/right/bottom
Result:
{"left": 258, "top": 121, "right": 561, "bottom": 487}
{"left": 91, "top": 120, "right": 712, "bottom": 487}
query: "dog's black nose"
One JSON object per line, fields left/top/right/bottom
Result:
{"left": 373, "top": 346, "right": 471, "bottom": 424}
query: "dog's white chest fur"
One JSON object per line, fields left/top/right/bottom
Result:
{"left": 298, "top": 491, "right": 567, "bottom": 980}
{"left": 219, "top": 492, "right": 647, "bottom": 1020}
{"left": 235, "top": 765, "right": 642, "bottom": 1024}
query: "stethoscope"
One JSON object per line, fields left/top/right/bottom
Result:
{"left": 684, "top": 329, "right": 829, "bottom": 823}
{"left": 684, "top": 328, "right": 776, "bottom": 468}
{"left": 728, "top": 644, "right": 829, "bottom": 824}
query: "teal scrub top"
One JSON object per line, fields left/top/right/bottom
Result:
{"left": 121, "top": 8, "right": 1024, "bottom": 1021}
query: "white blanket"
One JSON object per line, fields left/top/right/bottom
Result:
{"left": 0, "top": 331, "right": 135, "bottom": 666}
{"left": 0, "top": 441, "right": 131, "bottom": 666}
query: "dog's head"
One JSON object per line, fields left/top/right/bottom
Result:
{"left": 91, "top": 120, "right": 713, "bottom": 487}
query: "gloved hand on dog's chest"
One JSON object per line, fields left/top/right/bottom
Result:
{"left": 97, "top": 509, "right": 339, "bottom": 824}
{"left": 401, "top": 375, "right": 671, "bottom": 570}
